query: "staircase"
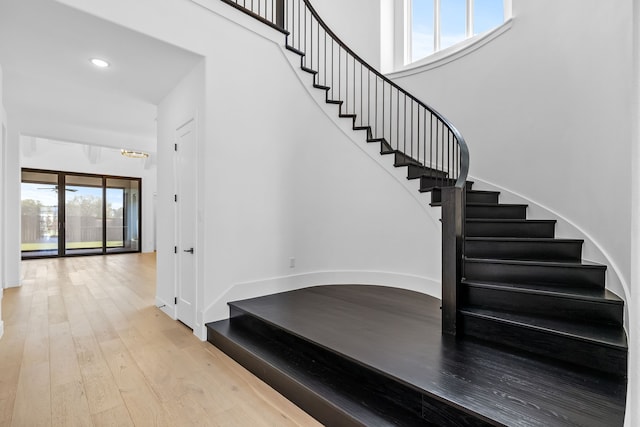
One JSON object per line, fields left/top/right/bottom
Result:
{"left": 209, "top": 0, "right": 628, "bottom": 423}
{"left": 431, "top": 189, "right": 627, "bottom": 375}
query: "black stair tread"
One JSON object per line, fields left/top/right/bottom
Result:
{"left": 466, "top": 237, "right": 582, "bottom": 243}
{"left": 313, "top": 84, "right": 330, "bottom": 90}
{"left": 465, "top": 257, "right": 607, "bottom": 270}
{"left": 285, "top": 45, "right": 305, "bottom": 56}
{"left": 300, "top": 66, "right": 318, "bottom": 74}
{"left": 339, "top": 113, "right": 357, "bottom": 119}
{"left": 466, "top": 203, "right": 528, "bottom": 208}
{"left": 466, "top": 190, "right": 500, "bottom": 195}
{"left": 460, "top": 307, "right": 628, "bottom": 349}
{"left": 326, "top": 99, "right": 343, "bottom": 105}
{"left": 467, "top": 218, "right": 555, "bottom": 223}
{"left": 208, "top": 319, "right": 424, "bottom": 426}
{"left": 461, "top": 279, "right": 624, "bottom": 304}
{"left": 420, "top": 181, "right": 475, "bottom": 195}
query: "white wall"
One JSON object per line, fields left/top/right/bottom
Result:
{"left": 628, "top": 0, "right": 640, "bottom": 424}
{"left": 19, "top": 138, "right": 157, "bottom": 253}
{"left": 4, "top": 121, "right": 19, "bottom": 288}
{"left": 0, "top": 64, "right": 6, "bottom": 337}
{"left": 311, "top": 0, "right": 382, "bottom": 69}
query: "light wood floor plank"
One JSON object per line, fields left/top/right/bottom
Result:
{"left": 0, "top": 253, "right": 320, "bottom": 426}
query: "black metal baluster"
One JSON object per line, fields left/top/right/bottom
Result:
{"left": 434, "top": 115, "right": 438, "bottom": 183}
{"left": 396, "top": 89, "right": 399, "bottom": 151}
{"left": 317, "top": 21, "right": 320, "bottom": 75}
{"left": 346, "top": 52, "right": 349, "bottom": 113}
{"left": 381, "top": 81, "right": 384, "bottom": 141}
{"left": 352, "top": 56, "right": 355, "bottom": 118}
{"left": 310, "top": 13, "right": 313, "bottom": 70}
{"left": 297, "top": 0, "right": 300, "bottom": 50}
{"left": 403, "top": 94, "right": 407, "bottom": 156}
{"left": 331, "top": 40, "right": 334, "bottom": 99}
{"left": 389, "top": 84, "right": 392, "bottom": 146}
{"left": 324, "top": 29, "right": 327, "bottom": 86}
{"left": 417, "top": 105, "right": 420, "bottom": 164}
{"left": 368, "top": 70, "right": 371, "bottom": 130}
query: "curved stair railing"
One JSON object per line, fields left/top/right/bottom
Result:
{"left": 218, "top": 0, "right": 469, "bottom": 335}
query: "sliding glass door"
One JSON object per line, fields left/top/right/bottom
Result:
{"left": 106, "top": 178, "right": 140, "bottom": 253}
{"left": 21, "top": 169, "right": 142, "bottom": 259}
{"left": 64, "top": 174, "right": 104, "bottom": 255}
{"left": 21, "top": 171, "right": 61, "bottom": 257}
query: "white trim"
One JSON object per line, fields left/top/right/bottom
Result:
{"left": 203, "top": 270, "right": 442, "bottom": 323}
{"left": 388, "top": 19, "right": 512, "bottom": 77}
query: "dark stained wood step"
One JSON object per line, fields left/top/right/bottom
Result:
{"left": 206, "top": 286, "right": 626, "bottom": 426}
{"left": 466, "top": 203, "right": 528, "bottom": 220}
{"left": 460, "top": 307, "right": 627, "bottom": 375}
{"left": 464, "top": 257, "right": 607, "bottom": 289}
{"left": 419, "top": 178, "right": 474, "bottom": 193}
{"left": 466, "top": 219, "right": 556, "bottom": 238}
{"left": 461, "top": 279, "right": 624, "bottom": 325}
{"left": 465, "top": 237, "right": 583, "bottom": 261}
{"left": 207, "top": 316, "right": 431, "bottom": 426}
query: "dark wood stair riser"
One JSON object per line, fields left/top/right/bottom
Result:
{"left": 465, "top": 239, "right": 583, "bottom": 262}
{"left": 406, "top": 164, "right": 449, "bottom": 180}
{"left": 209, "top": 312, "right": 491, "bottom": 427}
{"left": 465, "top": 191, "right": 499, "bottom": 204}
{"left": 464, "top": 259, "right": 606, "bottom": 289}
{"left": 466, "top": 204, "right": 527, "bottom": 220}
{"left": 461, "top": 285, "right": 623, "bottom": 325}
{"left": 466, "top": 220, "right": 556, "bottom": 238}
{"left": 420, "top": 177, "right": 473, "bottom": 193}
{"left": 430, "top": 190, "right": 497, "bottom": 205}
{"left": 460, "top": 314, "right": 627, "bottom": 376}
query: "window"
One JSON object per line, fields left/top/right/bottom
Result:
{"left": 21, "top": 169, "right": 141, "bottom": 258}
{"left": 409, "top": 0, "right": 505, "bottom": 63}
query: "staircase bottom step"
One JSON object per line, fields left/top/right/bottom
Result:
{"left": 207, "top": 315, "right": 472, "bottom": 426}
{"left": 206, "top": 285, "right": 626, "bottom": 427}
{"left": 460, "top": 308, "right": 627, "bottom": 375}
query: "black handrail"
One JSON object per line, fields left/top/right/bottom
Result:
{"left": 217, "top": 0, "right": 468, "bottom": 335}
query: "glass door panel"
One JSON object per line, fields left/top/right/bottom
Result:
{"left": 21, "top": 171, "right": 60, "bottom": 258}
{"left": 64, "top": 175, "right": 104, "bottom": 255}
{"left": 106, "top": 178, "right": 140, "bottom": 253}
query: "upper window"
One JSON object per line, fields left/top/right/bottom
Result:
{"left": 410, "top": 0, "right": 505, "bottom": 63}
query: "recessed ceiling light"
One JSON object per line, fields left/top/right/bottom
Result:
{"left": 90, "top": 58, "right": 110, "bottom": 68}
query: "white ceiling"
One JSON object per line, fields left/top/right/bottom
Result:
{"left": 0, "top": 0, "right": 202, "bottom": 151}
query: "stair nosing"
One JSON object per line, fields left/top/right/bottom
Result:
{"left": 466, "top": 219, "right": 556, "bottom": 223}
{"left": 461, "top": 279, "right": 623, "bottom": 304}
{"left": 464, "top": 257, "right": 606, "bottom": 269}
{"left": 460, "top": 308, "right": 627, "bottom": 349}
{"left": 465, "top": 237, "right": 582, "bottom": 243}
{"left": 466, "top": 203, "right": 527, "bottom": 208}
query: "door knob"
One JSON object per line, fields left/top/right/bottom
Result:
{"left": 183, "top": 248, "right": 194, "bottom": 254}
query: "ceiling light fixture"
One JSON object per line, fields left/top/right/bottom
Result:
{"left": 90, "top": 58, "right": 110, "bottom": 68}
{"left": 121, "top": 149, "right": 149, "bottom": 159}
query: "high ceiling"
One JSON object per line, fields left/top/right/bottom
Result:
{"left": 0, "top": 0, "right": 202, "bottom": 152}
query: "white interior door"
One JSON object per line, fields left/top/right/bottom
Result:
{"left": 176, "top": 120, "right": 197, "bottom": 329}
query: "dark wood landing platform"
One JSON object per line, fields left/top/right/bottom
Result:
{"left": 206, "top": 285, "right": 626, "bottom": 426}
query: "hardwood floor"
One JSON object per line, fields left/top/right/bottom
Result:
{"left": 0, "top": 253, "right": 321, "bottom": 427}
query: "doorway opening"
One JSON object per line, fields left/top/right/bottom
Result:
{"left": 21, "top": 168, "right": 142, "bottom": 259}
